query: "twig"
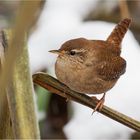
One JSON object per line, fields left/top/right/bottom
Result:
{"left": 33, "top": 72, "right": 140, "bottom": 132}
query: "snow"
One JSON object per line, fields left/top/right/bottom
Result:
{"left": 28, "top": 0, "right": 96, "bottom": 74}
{"left": 28, "top": 0, "right": 140, "bottom": 139}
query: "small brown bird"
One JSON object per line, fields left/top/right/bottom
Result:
{"left": 49, "top": 18, "right": 131, "bottom": 111}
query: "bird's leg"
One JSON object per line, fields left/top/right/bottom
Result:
{"left": 92, "top": 93, "right": 106, "bottom": 113}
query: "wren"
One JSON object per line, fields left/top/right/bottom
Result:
{"left": 49, "top": 18, "right": 131, "bottom": 112}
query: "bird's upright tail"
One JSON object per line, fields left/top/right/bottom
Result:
{"left": 106, "top": 18, "right": 132, "bottom": 47}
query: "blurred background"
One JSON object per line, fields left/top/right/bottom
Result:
{"left": 1, "top": 0, "right": 140, "bottom": 139}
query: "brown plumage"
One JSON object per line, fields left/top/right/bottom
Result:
{"left": 49, "top": 18, "right": 131, "bottom": 111}
{"left": 107, "top": 18, "right": 131, "bottom": 46}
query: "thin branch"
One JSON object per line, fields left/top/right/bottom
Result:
{"left": 33, "top": 72, "right": 140, "bottom": 132}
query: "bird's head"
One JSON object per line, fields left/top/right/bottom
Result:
{"left": 49, "top": 38, "right": 91, "bottom": 65}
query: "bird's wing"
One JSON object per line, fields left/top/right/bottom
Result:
{"left": 97, "top": 57, "right": 126, "bottom": 81}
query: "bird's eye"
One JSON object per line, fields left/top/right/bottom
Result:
{"left": 70, "top": 50, "right": 76, "bottom": 55}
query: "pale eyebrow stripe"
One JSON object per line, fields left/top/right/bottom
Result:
{"left": 71, "top": 49, "right": 86, "bottom": 53}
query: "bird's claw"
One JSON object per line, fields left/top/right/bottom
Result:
{"left": 91, "top": 93, "right": 106, "bottom": 114}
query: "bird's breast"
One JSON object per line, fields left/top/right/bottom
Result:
{"left": 55, "top": 58, "right": 117, "bottom": 94}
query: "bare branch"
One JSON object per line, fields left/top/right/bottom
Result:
{"left": 33, "top": 72, "right": 140, "bottom": 132}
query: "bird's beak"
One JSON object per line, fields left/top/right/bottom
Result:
{"left": 49, "top": 50, "right": 60, "bottom": 54}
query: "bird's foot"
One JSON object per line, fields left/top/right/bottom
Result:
{"left": 92, "top": 93, "right": 106, "bottom": 114}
